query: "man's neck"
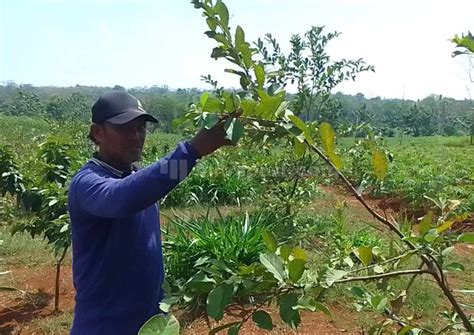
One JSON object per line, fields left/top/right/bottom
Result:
{"left": 94, "top": 152, "right": 132, "bottom": 173}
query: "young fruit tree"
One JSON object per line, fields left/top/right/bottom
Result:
{"left": 139, "top": 2, "right": 473, "bottom": 333}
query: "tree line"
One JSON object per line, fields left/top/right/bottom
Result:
{"left": 0, "top": 82, "right": 472, "bottom": 137}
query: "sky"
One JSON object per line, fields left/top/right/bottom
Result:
{"left": 0, "top": 0, "right": 473, "bottom": 100}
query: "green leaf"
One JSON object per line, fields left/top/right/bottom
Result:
{"left": 202, "top": 113, "right": 220, "bottom": 129}
{"left": 240, "top": 99, "right": 257, "bottom": 116}
{"left": 222, "top": 92, "right": 235, "bottom": 113}
{"left": 204, "top": 95, "right": 224, "bottom": 113}
{"left": 209, "top": 322, "right": 240, "bottom": 335}
{"left": 235, "top": 26, "right": 245, "bottom": 50}
{"left": 458, "top": 232, "right": 474, "bottom": 244}
{"left": 445, "top": 262, "right": 465, "bottom": 271}
{"left": 227, "top": 323, "right": 241, "bottom": 335}
{"left": 289, "top": 115, "right": 308, "bottom": 135}
{"left": 59, "top": 224, "right": 69, "bottom": 233}
{"left": 419, "top": 211, "right": 433, "bottom": 236}
{"left": 325, "top": 269, "right": 347, "bottom": 287}
{"left": 313, "top": 302, "right": 331, "bottom": 317}
{"left": 187, "top": 271, "right": 216, "bottom": 293}
{"left": 452, "top": 33, "right": 474, "bottom": 54}
{"left": 200, "top": 92, "right": 209, "bottom": 109}
{"left": 278, "top": 244, "right": 292, "bottom": 261}
{"left": 398, "top": 326, "right": 414, "bottom": 335}
{"left": 371, "top": 149, "right": 388, "bottom": 180}
{"left": 159, "top": 296, "right": 179, "bottom": 313}
{"left": 255, "top": 95, "right": 284, "bottom": 120}
{"left": 288, "top": 259, "right": 306, "bottom": 283}
{"left": 252, "top": 310, "right": 273, "bottom": 330}
{"left": 278, "top": 293, "right": 301, "bottom": 329}
{"left": 224, "top": 117, "right": 244, "bottom": 144}
{"left": 211, "top": 47, "right": 227, "bottom": 59}
{"left": 262, "top": 230, "right": 278, "bottom": 252}
{"left": 441, "top": 246, "right": 455, "bottom": 256}
{"left": 260, "top": 252, "right": 287, "bottom": 283}
{"left": 138, "top": 315, "right": 180, "bottom": 335}
{"left": 207, "top": 283, "right": 234, "bottom": 321}
{"left": 424, "top": 229, "right": 439, "bottom": 243}
{"left": 356, "top": 246, "right": 373, "bottom": 266}
{"left": 293, "top": 140, "right": 306, "bottom": 158}
{"left": 350, "top": 286, "right": 366, "bottom": 299}
{"left": 295, "top": 297, "right": 332, "bottom": 317}
{"left": 239, "top": 43, "right": 254, "bottom": 68}
{"left": 254, "top": 63, "right": 265, "bottom": 89}
{"left": 370, "top": 295, "right": 388, "bottom": 311}
{"left": 288, "top": 115, "right": 314, "bottom": 145}
{"left": 215, "top": 1, "right": 229, "bottom": 30}
{"left": 206, "top": 17, "right": 218, "bottom": 31}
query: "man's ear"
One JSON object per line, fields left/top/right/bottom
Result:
{"left": 90, "top": 124, "right": 102, "bottom": 145}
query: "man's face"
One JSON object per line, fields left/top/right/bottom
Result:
{"left": 93, "top": 117, "right": 147, "bottom": 168}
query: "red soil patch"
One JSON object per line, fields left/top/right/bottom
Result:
{"left": 180, "top": 303, "right": 360, "bottom": 334}
{"left": 0, "top": 265, "right": 74, "bottom": 335}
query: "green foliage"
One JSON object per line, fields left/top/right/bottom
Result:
{"left": 452, "top": 31, "right": 474, "bottom": 56}
{"left": 161, "top": 154, "right": 259, "bottom": 207}
{"left": 8, "top": 136, "right": 80, "bottom": 256}
{"left": 0, "top": 145, "right": 26, "bottom": 197}
{"left": 162, "top": 211, "right": 273, "bottom": 283}
{"left": 138, "top": 315, "right": 179, "bottom": 335}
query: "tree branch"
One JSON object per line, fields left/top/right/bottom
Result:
{"left": 334, "top": 269, "right": 430, "bottom": 284}
{"left": 347, "top": 250, "right": 417, "bottom": 275}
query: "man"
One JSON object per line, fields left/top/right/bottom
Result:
{"left": 68, "top": 90, "right": 234, "bottom": 334}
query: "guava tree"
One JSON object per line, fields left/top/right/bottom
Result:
{"left": 1, "top": 137, "right": 80, "bottom": 311}
{"left": 140, "top": 2, "right": 473, "bottom": 333}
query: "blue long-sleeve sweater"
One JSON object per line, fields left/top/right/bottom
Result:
{"left": 68, "top": 141, "right": 199, "bottom": 335}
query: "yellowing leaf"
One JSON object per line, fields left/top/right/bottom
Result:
{"left": 419, "top": 211, "right": 433, "bottom": 236}
{"left": 372, "top": 149, "right": 388, "bottom": 180}
{"left": 320, "top": 122, "right": 336, "bottom": 153}
{"left": 291, "top": 247, "right": 307, "bottom": 262}
{"left": 357, "top": 246, "right": 373, "bottom": 267}
{"left": 436, "top": 221, "right": 454, "bottom": 234}
{"left": 328, "top": 152, "right": 343, "bottom": 170}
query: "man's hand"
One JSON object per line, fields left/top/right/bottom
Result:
{"left": 189, "top": 112, "right": 241, "bottom": 157}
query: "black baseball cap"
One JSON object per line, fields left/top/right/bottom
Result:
{"left": 92, "top": 91, "right": 158, "bottom": 124}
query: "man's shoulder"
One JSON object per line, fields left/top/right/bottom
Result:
{"left": 70, "top": 161, "right": 113, "bottom": 186}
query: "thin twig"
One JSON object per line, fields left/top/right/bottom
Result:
{"left": 347, "top": 250, "right": 417, "bottom": 275}
{"left": 334, "top": 269, "right": 431, "bottom": 284}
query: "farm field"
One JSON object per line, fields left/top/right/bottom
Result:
{"left": 1, "top": 116, "right": 472, "bottom": 334}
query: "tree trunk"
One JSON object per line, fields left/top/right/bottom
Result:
{"left": 54, "top": 247, "right": 68, "bottom": 312}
